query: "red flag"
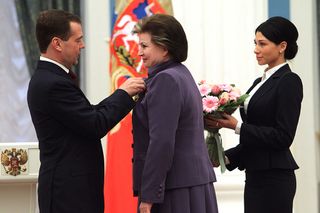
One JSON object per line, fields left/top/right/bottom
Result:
{"left": 105, "top": 1, "right": 172, "bottom": 212}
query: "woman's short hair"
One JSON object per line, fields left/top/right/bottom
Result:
{"left": 134, "top": 14, "right": 188, "bottom": 62}
{"left": 36, "top": 9, "right": 81, "bottom": 53}
{"left": 255, "top": 16, "right": 299, "bottom": 60}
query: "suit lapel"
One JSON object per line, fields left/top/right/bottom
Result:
{"left": 240, "top": 78, "right": 261, "bottom": 122}
{"left": 247, "top": 64, "right": 291, "bottom": 113}
{"left": 247, "top": 78, "right": 274, "bottom": 111}
{"left": 246, "top": 78, "right": 262, "bottom": 94}
{"left": 37, "top": 60, "right": 89, "bottom": 103}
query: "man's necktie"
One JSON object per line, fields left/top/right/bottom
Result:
{"left": 68, "top": 70, "right": 79, "bottom": 86}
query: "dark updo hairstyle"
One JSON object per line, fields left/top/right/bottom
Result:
{"left": 134, "top": 14, "right": 188, "bottom": 62}
{"left": 255, "top": 16, "right": 299, "bottom": 59}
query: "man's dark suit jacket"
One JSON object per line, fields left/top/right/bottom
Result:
{"left": 27, "top": 61, "right": 135, "bottom": 213}
{"left": 132, "top": 61, "right": 216, "bottom": 203}
{"left": 225, "top": 64, "right": 303, "bottom": 171}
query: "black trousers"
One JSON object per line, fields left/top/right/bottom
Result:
{"left": 244, "top": 169, "right": 296, "bottom": 213}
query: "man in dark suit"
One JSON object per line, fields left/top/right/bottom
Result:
{"left": 27, "top": 10, "right": 145, "bottom": 213}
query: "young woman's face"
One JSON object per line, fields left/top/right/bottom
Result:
{"left": 254, "top": 31, "right": 286, "bottom": 69}
{"left": 138, "top": 33, "right": 168, "bottom": 68}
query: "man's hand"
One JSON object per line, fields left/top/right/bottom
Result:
{"left": 139, "top": 202, "right": 153, "bottom": 213}
{"left": 119, "top": 77, "right": 146, "bottom": 97}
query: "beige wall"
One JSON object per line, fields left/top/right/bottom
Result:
{"left": 291, "top": 0, "right": 320, "bottom": 212}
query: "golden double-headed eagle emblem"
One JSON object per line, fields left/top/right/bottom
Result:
{"left": 1, "top": 148, "right": 28, "bottom": 176}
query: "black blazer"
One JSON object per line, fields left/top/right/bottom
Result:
{"left": 27, "top": 61, "right": 135, "bottom": 213}
{"left": 225, "top": 64, "right": 303, "bottom": 171}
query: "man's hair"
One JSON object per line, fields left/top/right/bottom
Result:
{"left": 36, "top": 9, "right": 81, "bottom": 53}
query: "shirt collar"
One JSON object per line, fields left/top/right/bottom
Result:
{"left": 40, "top": 56, "right": 70, "bottom": 74}
{"left": 263, "top": 62, "right": 287, "bottom": 81}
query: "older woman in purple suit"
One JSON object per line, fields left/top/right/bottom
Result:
{"left": 132, "top": 14, "right": 219, "bottom": 213}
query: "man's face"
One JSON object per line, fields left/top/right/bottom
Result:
{"left": 60, "top": 22, "right": 85, "bottom": 69}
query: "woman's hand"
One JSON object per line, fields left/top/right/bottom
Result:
{"left": 204, "top": 113, "right": 238, "bottom": 130}
{"left": 216, "top": 113, "right": 238, "bottom": 130}
{"left": 204, "top": 115, "right": 221, "bottom": 130}
{"left": 139, "top": 202, "right": 153, "bottom": 213}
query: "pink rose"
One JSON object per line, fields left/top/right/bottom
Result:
{"left": 218, "top": 84, "right": 232, "bottom": 92}
{"left": 199, "top": 79, "right": 206, "bottom": 84}
{"left": 199, "top": 83, "right": 211, "bottom": 96}
{"left": 211, "top": 85, "right": 221, "bottom": 95}
{"left": 229, "top": 87, "right": 241, "bottom": 101}
{"left": 229, "top": 92, "right": 240, "bottom": 101}
{"left": 202, "top": 96, "right": 219, "bottom": 113}
{"left": 219, "top": 92, "right": 230, "bottom": 105}
{"left": 219, "top": 98, "right": 228, "bottom": 105}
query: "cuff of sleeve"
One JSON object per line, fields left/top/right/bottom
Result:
{"left": 235, "top": 121, "right": 242, "bottom": 135}
{"left": 115, "top": 89, "right": 136, "bottom": 106}
{"left": 140, "top": 183, "right": 165, "bottom": 204}
{"left": 140, "top": 193, "right": 164, "bottom": 204}
{"left": 225, "top": 156, "right": 230, "bottom": 165}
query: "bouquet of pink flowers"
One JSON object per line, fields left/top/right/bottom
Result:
{"left": 198, "top": 81, "right": 249, "bottom": 173}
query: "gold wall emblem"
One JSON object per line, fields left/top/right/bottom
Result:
{"left": 1, "top": 148, "right": 28, "bottom": 176}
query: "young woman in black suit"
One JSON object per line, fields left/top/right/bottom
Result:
{"left": 206, "top": 16, "right": 303, "bottom": 213}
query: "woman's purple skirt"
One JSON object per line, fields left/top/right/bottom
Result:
{"left": 139, "top": 183, "right": 219, "bottom": 213}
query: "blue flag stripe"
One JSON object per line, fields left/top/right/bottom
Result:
{"left": 268, "top": 0, "right": 290, "bottom": 19}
